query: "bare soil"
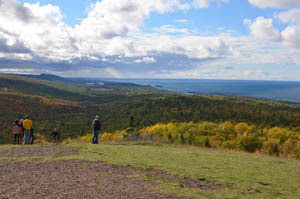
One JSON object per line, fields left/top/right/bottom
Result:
{"left": 0, "top": 145, "right": 220, "bottom": 199}
{"left": 0, "top": 145, "right": 78, "bottom": 157}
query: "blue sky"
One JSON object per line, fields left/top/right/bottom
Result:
{"left": 1, "top": 0, "right": 300, "bottom": 80}
{"left": 18, "top": 0, "right": 281, "bottom": 34}
{"left": 18, "top": 0, "right": 95, "bottom": 27}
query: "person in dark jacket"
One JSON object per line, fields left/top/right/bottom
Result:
{"left": 51, "top": 128, "right": 59, "bottom": 143}
{"left": 92, "top": 115, "right": 101, "bottom": 144}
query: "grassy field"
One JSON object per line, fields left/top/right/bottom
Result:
{"left": 1, "top": 143, "right": 299, "bottom": 198}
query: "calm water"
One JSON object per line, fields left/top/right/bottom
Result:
{"left": 103, "top": 79, "right": 300, "bottom": 103}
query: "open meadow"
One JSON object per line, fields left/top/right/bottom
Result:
{"left": 0, "top": 142, "right": 299, "bottom": 199}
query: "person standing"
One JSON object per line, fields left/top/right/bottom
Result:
{"left": 22, "top": 115, "right": 32, "bottom": 145}
{"left": 92, "top": 115, "right": 101, "bottom": 144}
{"left": 51, "top": 128, "right": 59, "bottom": 143}
{"left": 18, "top": 119, "right": 24, "bottom": 144}
{"left": 11, "top": 120, "right": 21, "bottom": 145}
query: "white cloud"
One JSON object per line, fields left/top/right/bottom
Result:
{"left": 133, "top": 34, "right": 231, "bottom": 60}
{"left": 0, "top": 0, "right": 34, "bottom": 23}
{"left": 175, "top": 19, "right": 190, "bottom": 24}
{"left": 1, "top": 0, "right": 300, "bottom": 79}
{"left": 243, "top": 9, "right": 300, "bottom": 50}
{"left": 281, "top": 25, "right": 300, "bottom": 49}
{"left": 192, "top": 0, "right": 229, "bottom": 8}
{"left": 201, "top": 34, "right": 300, "bottom": 67}
{"left": 0, "top": 0, "right": 191, "bottom": 62}
{"left": 72, "top": 0, "right": 190, "bottom": 58}
{"left": 0, "top": 68, "right": 34, "bottom": 73}
{"left": 277, "top": 8, "right": 300, "bottom": 24}
{"left": 149, "top": 66, "right": 283, "bottom": 80}
{"left": 244, "top": 17, "right": 282, "bottom": 41}
{"left": 152, "top": 25, "right": 191, "bottom": 34}
{"left": 134, "top": 57, "right": 157, "bottom": 64}
{"left": 0, "top": 0, "right": 78, "bottom": 63}
{"left": 74, "top": 0, "right": 189, "bottom": 37}
{"left": 277, "top": 9, "right": 300, "bottom": 48}
{"left": 59, "top": 0, "right": 232, "bottom": 62}
{"left": 248, "top": 0, "right": 300, "bottom": 9}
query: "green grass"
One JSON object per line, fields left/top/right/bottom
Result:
{"left": 1, "top": 143, "right": 300, "bottom": 198}
{"left": 74, "top": 143, "right": 300, "bottom": 198}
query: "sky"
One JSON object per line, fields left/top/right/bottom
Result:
{"left": 0, "top": 0, "right": 300, "bottom": 80}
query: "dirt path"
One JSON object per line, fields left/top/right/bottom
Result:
{"left": 0, "top": 146, "right": 220, "bottom": 199}
{"left": 0, "top": 145, "right": 78, "bottom": 157}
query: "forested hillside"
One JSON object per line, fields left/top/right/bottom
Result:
{"left": 111, "top": 95, "right": 300, "bottom": 130}
{"left": 0, "top": 74, "right": 164, "bottom": 142}
{"left": 1, "top": 74, "right": 300, "bottom": 149}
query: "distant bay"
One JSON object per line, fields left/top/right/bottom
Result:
{"left": 100, "top": 78, "right": 300, "bottom": 103}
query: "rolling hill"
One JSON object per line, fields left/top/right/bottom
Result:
{"left": 1, "top": 73, "right": 300, "bottom": 152}
{"left": 0, "top": 73, "right": 300, "bottom": 198}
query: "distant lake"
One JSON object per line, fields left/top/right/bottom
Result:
{"left": 101, "top": 79, "right": 300, "bottom": 103}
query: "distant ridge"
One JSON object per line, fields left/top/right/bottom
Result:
{"left": 17, "top": 73, "right": 74, "bottom": 83}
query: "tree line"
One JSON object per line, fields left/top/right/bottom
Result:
{"left": 98, "top": 121, "right": 300, "bottom": 159}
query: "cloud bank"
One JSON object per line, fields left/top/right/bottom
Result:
{"left": 248, "top": 0, "right": 300, "bottom": 9}
{"left": 0, "top": 0, "right": 299, "bottom": 79}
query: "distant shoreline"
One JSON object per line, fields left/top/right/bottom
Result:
{"left": 91, "top": 78, "right": 300, "bottom": 103}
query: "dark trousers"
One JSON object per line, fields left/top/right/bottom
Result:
{"left": 24, "top": 130, "right": 31, "bottom": 145}
{"left": 92, "top": 131, "right": 99, "bottom": 144}
{"left": 19, "top": 133, "right": 24, "bottom": 144}
{"left": 52, "top": 133, "right": 58, "bottom": 143}
{"left": 13, "top": 134, "right": 20, "bottom": 145}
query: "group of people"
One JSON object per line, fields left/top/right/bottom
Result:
{"left": 12, "top": 115, "right": 34, "bottom": 145}
{"left": 11, "top": 114, "right": 101, "bottom": 145}
{"left": 11, "top": 115, "right": 60, "bottom": 144}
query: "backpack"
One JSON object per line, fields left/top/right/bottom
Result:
{"left": 12, "top": 125, "right": 19, "bottom": 134}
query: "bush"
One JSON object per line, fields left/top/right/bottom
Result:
{"left": 79, "top": 133, "right": 93, "bottom": 143}
{"left": 193, "top": 136, "right": 206, "bottom": 146}
{"left": 238, "top": 136, "right": 262, "bottom": 153}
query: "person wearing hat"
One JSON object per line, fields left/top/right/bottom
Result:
{"left": 22, "top": 115, "right": 32, "bottom": 145}
{"left": 92, "top": 115, "right": 101, "bottom": 144}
